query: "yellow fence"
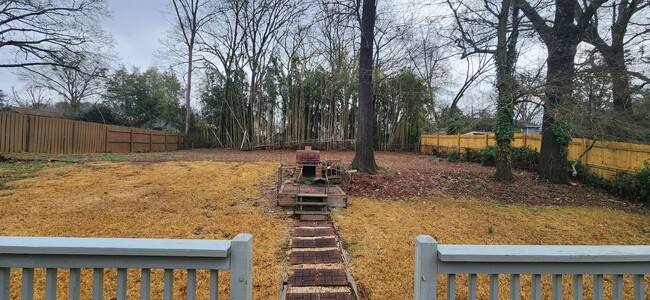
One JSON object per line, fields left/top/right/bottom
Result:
{"left": 0, "top": 112, "right": 184, "bottom": 154}
{"left": 420, "top": 134, "right": 650, "bottom": 178}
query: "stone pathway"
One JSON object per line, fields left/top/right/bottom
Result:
{"left": 283, "top": 221, "right": 356, "bottom": 300}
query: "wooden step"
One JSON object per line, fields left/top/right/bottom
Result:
{"left": 298, "top": 194, "right": 328, "bottom": 198}
{"left": 296, "top": 201, "right": 328, "bottom": 206}
{"left": 294, "top": 211, "right": 329, "bottom": 215}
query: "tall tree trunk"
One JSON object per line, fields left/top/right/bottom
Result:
{"left": 538, "top": 38, "right": 577, "bottom": 183}
{"left": 608, "top": 49, "right": 631, "bottom": 111}
{"left": 351, "top": 0, "right": 377, "bottom": 173}
{"left": 184, "top": 49, "right": 193, "bottom": 148}
{"left": 494, "top": 0, "right": 519, "bottom": 181}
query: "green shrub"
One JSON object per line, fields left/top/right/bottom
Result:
{"left": 576, "top": 161, "right": 650, "bottom": 206}
{"left": 479, "top": 145, "right": 497, "bottom": 166}
{"left": 464, "top": 148, "right": 482, "bottom": 164}
{"left": 447, "top": 149, "right": 460, "bottom": 162}
{"left": 511, "top": 146, "right": 539, "bottom": 172}
{"left": 632, "top": 162, "right": 650, "bottom": 203}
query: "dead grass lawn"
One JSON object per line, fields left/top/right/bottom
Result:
{"left": 0, "top": 161, "right": 292, "bottom": 299}
{"left": 333, "top": 194, "right": 650, "bottom": 300}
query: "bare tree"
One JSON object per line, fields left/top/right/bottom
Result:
{"left": 351, "top": 0, "right": 378, "bottom": 173}
{"left": 0, "top": 0, "right": 109, "bottom": 70}
{"left": 583, "top": 0, "right": 650, "bottom": 111}
{"left": 18, "top": 51, "right": 109, "bottom": 116}
{"left": 11, "top": 86, "right": 51, "bottom": 109}
{"left": 517, "top": 0, "right": 608, "bottom": 183}
{"left": 169, "top": 0, "right": 215, "bottom": 147}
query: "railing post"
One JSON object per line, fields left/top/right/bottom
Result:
{"left": 230, "top": 233, "right": 253, "bottom": 300}
{"left": 415, "top": 235, "right": 437, "bottom": 300}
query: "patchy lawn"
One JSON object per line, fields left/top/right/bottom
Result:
{"left": 3, "top": 149, "right": 647, "bottom": 299}
{"left": 332, "top": 196, "right": 650, "bottom": 300}
{"left": 0, "top": 161, "right": 292, "bottom": 299}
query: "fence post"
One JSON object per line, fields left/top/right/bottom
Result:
{"left": 415, "top": 235, "right": 437, "bottom": 300}
{"left": 129, "top": 129, "right": 134, "bottom": 153}
{"left": 230, "top": 233, "right": 253, "bottom": 300}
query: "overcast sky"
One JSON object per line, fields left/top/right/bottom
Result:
{"left": 0, "top": 0, "right": 173, "bottom": 95}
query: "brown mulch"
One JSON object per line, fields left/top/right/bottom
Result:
{"left": 6, "top": 149, "right": 645, "bottom": 211}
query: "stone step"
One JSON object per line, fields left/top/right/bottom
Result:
{"left": 288, "top": 269, "right": 348, "bottom": 287}
{"left": 292, "top": 237, "right": 337, "bottom": 248}
{"left": 294, "top": 227, "right": 336, "bottom": 237}
{"left": 290, "top": 249, "right": 342, "bottom": 265}
{"left": 300, "top": 214, "right": 329, "bottom": 221}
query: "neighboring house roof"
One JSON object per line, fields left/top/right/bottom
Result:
{"left": 521, "top": 121, "right": 541, "bottom": 128}
{"left": 464, "top": 131, "right": 494, "bottom": 135}
{"left": 9, "top": 107, "right": 65, "bottom": 119}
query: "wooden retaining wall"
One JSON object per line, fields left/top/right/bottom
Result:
{"left": 0, "top": 112, "right": 184, "bottom": 154}
{"left": 420, "top": 133, "right": 650, "bottom": 178}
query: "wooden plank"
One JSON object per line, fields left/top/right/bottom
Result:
{"left": 468, "top": 274, "right": 477, "bottom": 300}
{"left": 140, "top": 268, "right": 151, "bottom": 300}
{"left": 531, "top": 274, "right": 541, "bottom": 300}
{"left": 437, "top": 245, "right": 650, "bottom": 262}
{"left": 210, "top": 270, "right": 218, "bottom": 300}
{"left": 633, "top": 275, "right": 645, "bottom": 300}
{"left": 45, "top": 268, "right": 57, "bottom": 300}
{"left": 510, "top": 274, "right": 520, "bottom": 300}
{"left": 117, "top": 268, "right": 127, "bottom": 300}
{"left": 0, "top": 236, "right": 231, "bottom": 257}
{"left": 187, "top": 269, "right": 196, "bottom": 300}
{"left": 92, "top": 268, "right": 103, "bottom": 300}
{"left": 163, "top": 269, "right": 173, "bottom": 300}
{"left": 572, "top": 274, "right": 582, "bottom": 300}
{"left": 446, "top": 274, "right": 455, "bottom": 300}
{"left": 21, "top": 268, "right": 34, "bottom": 300}
{"left": 69, "top": 268, "right": 80, "bottom": 300}
{"left": 0, "top": 268, "right": 9, "bottom": 300}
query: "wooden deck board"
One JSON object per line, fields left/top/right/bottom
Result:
{"left": 278, "top": 184, "right": 347, "bottom": 208}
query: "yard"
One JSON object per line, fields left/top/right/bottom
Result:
{"left": 1, "top": 150, "right": 649, "bottom": 299}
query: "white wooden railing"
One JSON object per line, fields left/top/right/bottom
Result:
{"left": 414, "top": 235, "right": 649, "bottom": 300}
{"left": 0, "top": 234, "right": 253, "bottom": 300}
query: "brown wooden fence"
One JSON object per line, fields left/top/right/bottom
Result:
{"left": 420, "top": 133, "right": 650, "bottom": 178}
{"left": 0, "top": 112, "right": 184, "bottom": 154}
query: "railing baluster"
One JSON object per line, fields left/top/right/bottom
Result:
{"left": 163, "top": 269, "right": 173, "bottom": 300}
{"left": 187, "top": 269, "right": 197, "bottom": 300}
{"left": 531, "top": 274, "right": 542, "bottom": 300}
{"left": 21, "top": 268, "right": 34, "bottom": 300}
{"left": 510, "top": 274, "right": 520, "bottom": 300}
{"left": 633, "top": 275, "right": 645, "bottom": 300}
{"left": 489, "top": 274, "right": 498, "bottom": 300}
{"left": 1, "top": 268, "right": 10, "bottom": 300}
{"left": 45, "top": 268, "right": 58, "bottom": 300}
{"left": 468, "top": 274, "right": 477, "bottom": 300}
{"left": 592, "top": 274, "right": 604, "bottom": 300}
{"left": 140, "top": 269, "right": 151, "bottom": 300}
{"left": 93, "top": 268, "right": 104, "bottom": 300}
{"left": 210, "top": 270, "right": 219, "bottom": 300}
{"left": 552, "top": 274, "right": 562, "bottom": 300}
{"left": 572, "top": 274, "right": 583, "bottom": 300}
{"left": 612, "top": 274, "right": 623, "bottom": 300}
{"left": 446, "top": 274, "right": 455, "bottom": 300}
{"left": 69, "top": 268, "right": 80, "bottom": 300}
{"left": 117, "top": 268, "right": 127, "bottom": 300}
